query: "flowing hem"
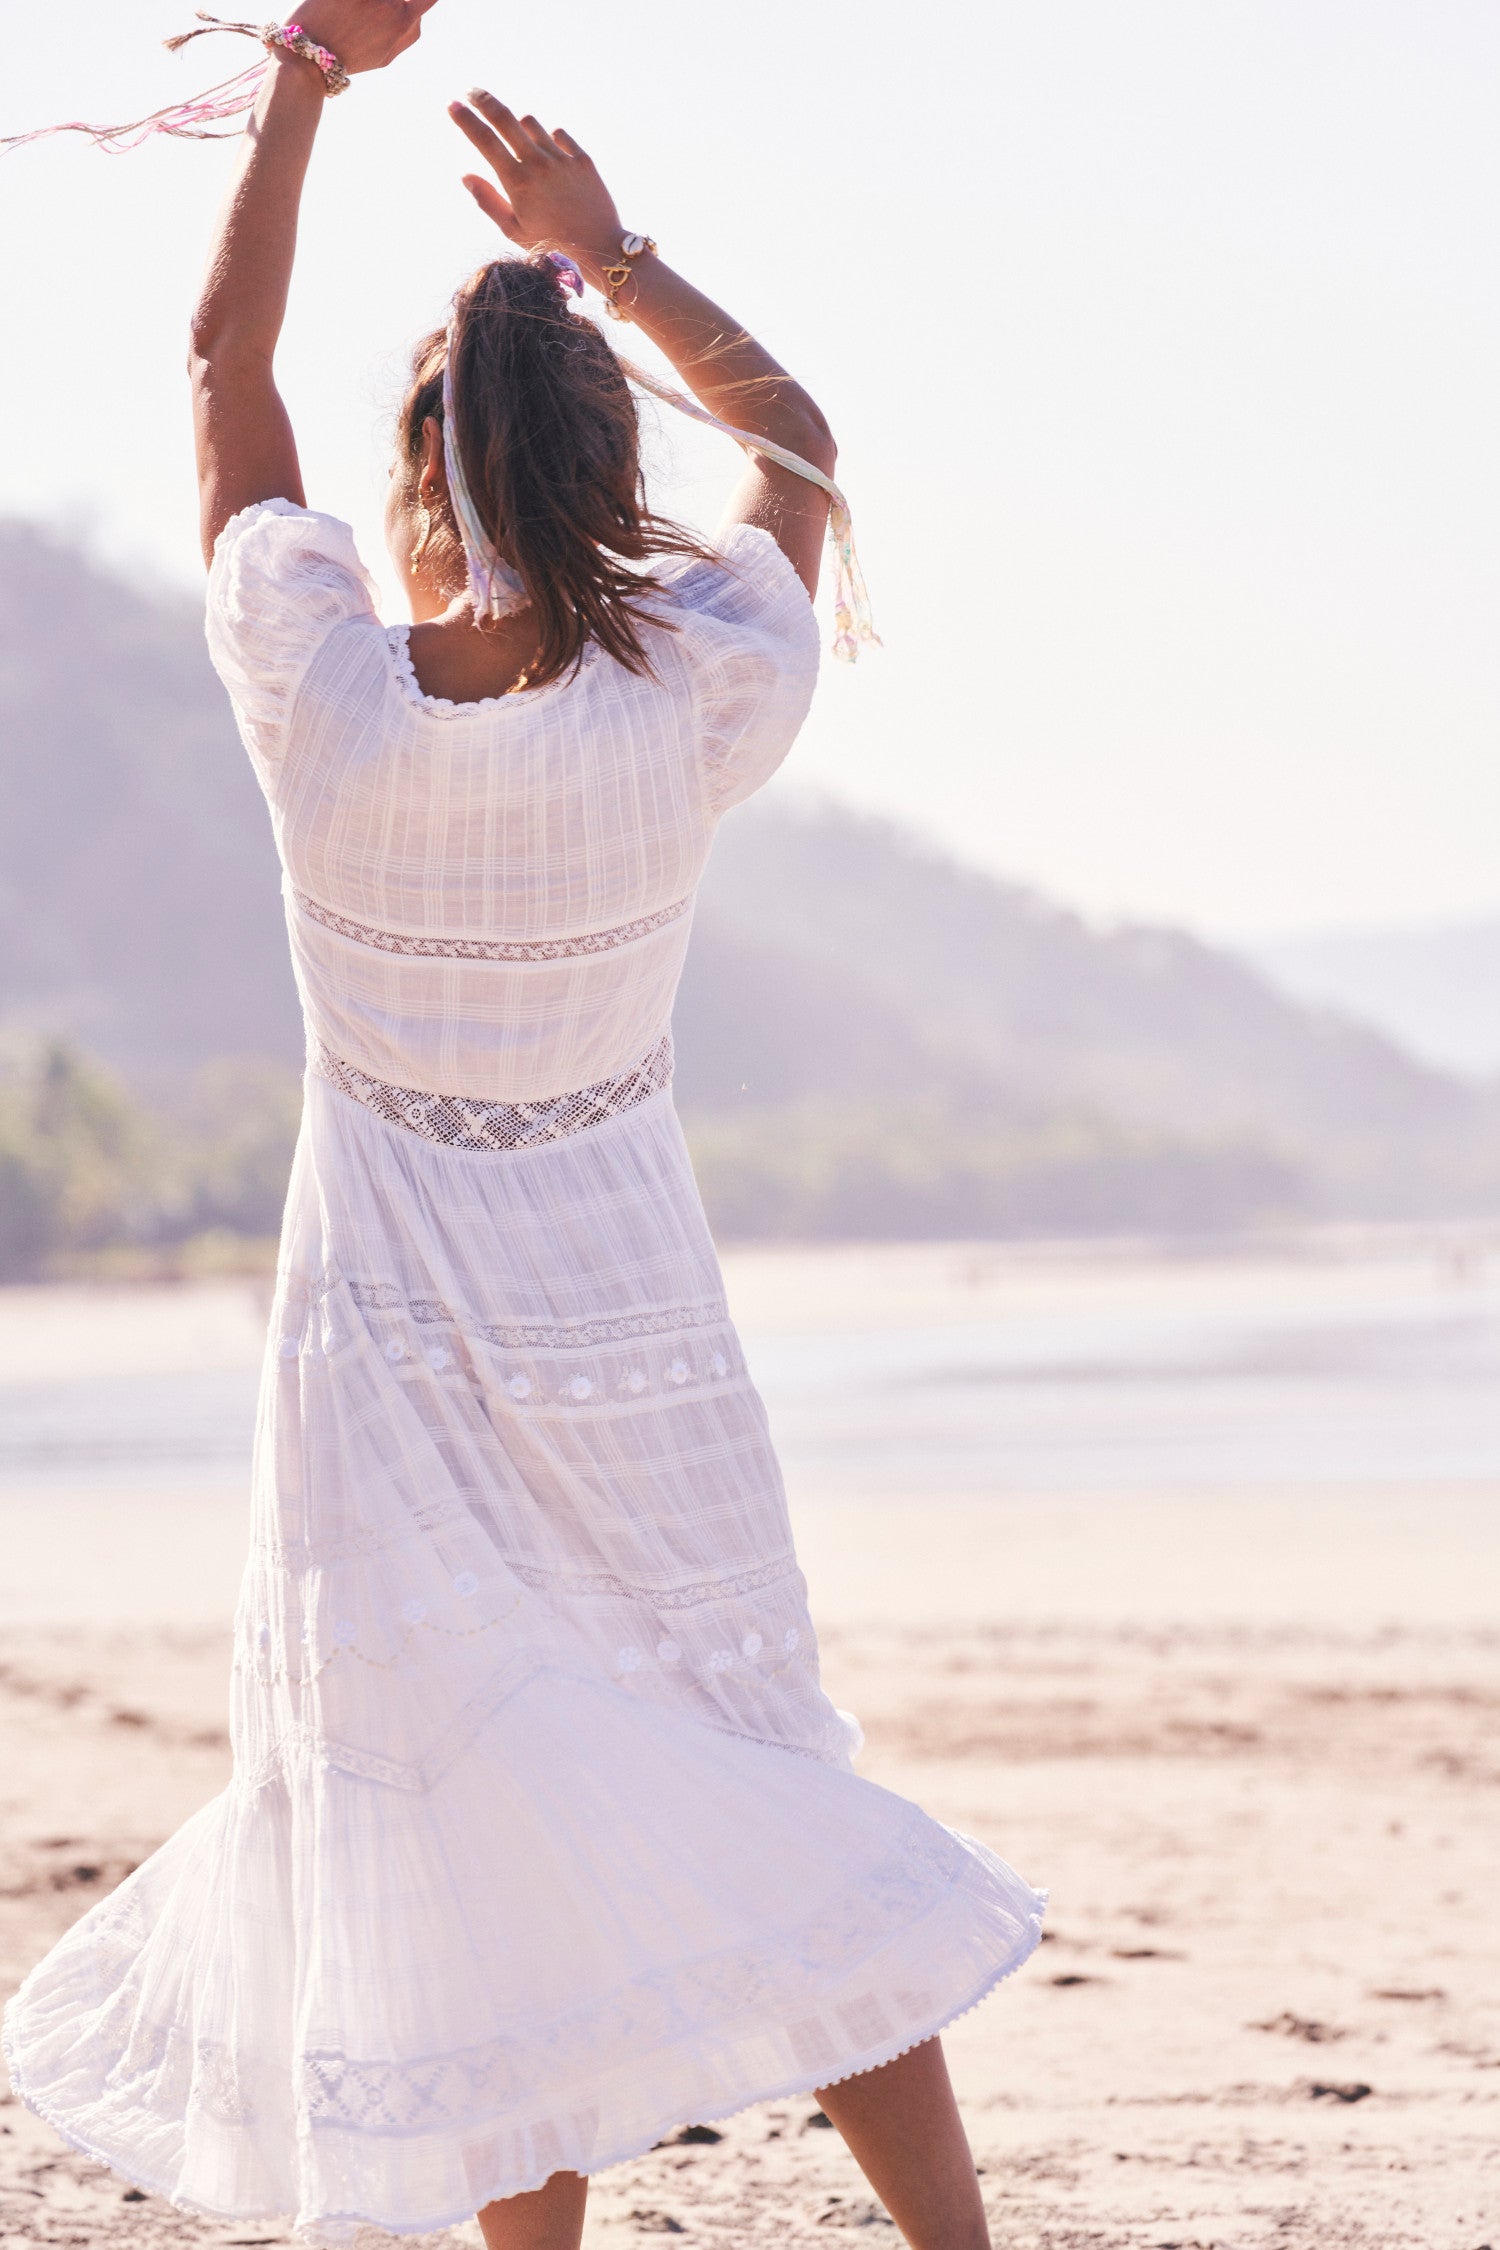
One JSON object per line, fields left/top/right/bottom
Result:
{"left": 5, "top": 1891, "right": 1045, "bottom": 2244}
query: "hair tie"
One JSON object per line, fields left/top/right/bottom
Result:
{"left": 540, "top": 251, "right": 585, "bottom": 299}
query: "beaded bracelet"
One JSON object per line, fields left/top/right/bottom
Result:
{"left": 263, "top": 21, "right": 350, "bottom": 95}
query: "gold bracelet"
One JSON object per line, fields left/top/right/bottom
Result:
{"left": 601, "top": 232, "right": 657, "bottom": 321}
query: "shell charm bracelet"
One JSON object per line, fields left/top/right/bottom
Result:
{"left": 601, "top": 233, "right": 657, "bottom": 320}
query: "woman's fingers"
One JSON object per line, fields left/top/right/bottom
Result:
{"left": 462, "top": 174, "right": 523, "bottom": 240}
{"left": 518, "top": 113, "right": 561, "bottom": 156}
{"left": 553, "top": 127, "right": 592, "bottom": 163}
{"left": 466, "top": 91, "right": 540, "bottom": 166}
{"left": 448, "top": 99, "right": 525, "bottom": 188}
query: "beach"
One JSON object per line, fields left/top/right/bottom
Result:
{"left": 3, "top": 1238, "right": 1497, "bottom": 2246}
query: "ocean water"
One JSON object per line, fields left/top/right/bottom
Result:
{"left": 1, "top": 1241, "right": 1497, "bottom": 1498}
{"left": 755, "top": 1284, "right": 1500, "bottom": 1494}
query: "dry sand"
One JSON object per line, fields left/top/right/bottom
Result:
{"left": 2, "top": 1256, "right": 1497, "bottom": 2248}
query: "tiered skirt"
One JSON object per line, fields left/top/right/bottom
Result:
{"left": 4, "top": 1072, "right": 1044, "bottom": 2241}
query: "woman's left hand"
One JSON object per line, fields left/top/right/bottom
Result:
{"left": 448, "top": 93, "right": 625, "bottom": 277}
{"left": 284, "top": 0, "right": 437, "bottom": 77}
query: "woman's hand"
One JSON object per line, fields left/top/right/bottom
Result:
{"left": 449, "top": 88, "right": 836, "bottom": 604}
{"left": 288, "top": 0, "right": 436, "bottom": 77}
{"left": 449, "top": 93, "right": 624, "bottom": 276}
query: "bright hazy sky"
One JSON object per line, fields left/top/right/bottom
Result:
{"left": 3, "top": 1, "right": 1497, "bottom": 938}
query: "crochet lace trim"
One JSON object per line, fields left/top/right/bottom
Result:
{"left": 295, "top": 889, "right": 691, "bottom": 961}
{"left": 313, "top": 1035, "right": 673, "bottom": 1151}
{"left": 343, "top": 1283, "right": 727, "bottom": 1352}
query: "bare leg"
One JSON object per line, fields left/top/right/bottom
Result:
{"left": 477, "top": 2170, "right": 588, "bottom": 2250}
{"left": 815, "top": 2038, "right": 990, "bottom": 2250}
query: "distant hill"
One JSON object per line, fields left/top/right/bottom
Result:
{"left": 0, "top": 520, "right": 300, "bottom": 1075}
{"left": 1248, "top": 920, "right": 1500, "bottom": 1080}
{"left": 4, "top": 514, "right": 1499, "bottom": 1240}
{"left": 681, "top": 806, "right": 1500, "bottom": 1218}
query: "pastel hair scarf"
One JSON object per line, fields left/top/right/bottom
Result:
{"left": 441, "top": 299, "right": 878, "bottom": 661}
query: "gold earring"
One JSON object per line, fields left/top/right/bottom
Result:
{"left": 411, "top": 496, "right": 433, "bottom": 572}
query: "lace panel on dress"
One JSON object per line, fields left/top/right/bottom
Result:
{"left": 295, "top": 889, "right": 691, "bottom": 961}
{"left": 342, "top": 1285, "right": 728, "bottom": 1352}
{"left": 314, "top": 1035, "right": 674, "bottom": 1151}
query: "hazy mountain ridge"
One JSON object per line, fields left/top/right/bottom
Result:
{"left": 1250, "top": 921, "right": 1500, "bottom": 1080}
{"left": 0, "top": 519, "right": 301, "bottom": 1076}
{"left": 3, "top": 516, "right": 1496, "bottom": 1245}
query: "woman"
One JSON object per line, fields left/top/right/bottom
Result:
{"left": 2, "top": 5, "right": 1044, "bottom": 2244}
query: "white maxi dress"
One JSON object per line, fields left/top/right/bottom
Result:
{"left": 3, "top": 500, "right": 1045, "bottom": 2242}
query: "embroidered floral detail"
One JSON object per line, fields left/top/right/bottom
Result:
{"left": 316, "top": 1035, "right": 674, "bottom": 1154}
{"left": 621, "top": 1369, "right": 649, "bottom": 1395}
{"left": 741, "top": 1632, "right": 764, "bottom": 1659}
{"left": 710, "top": 1350, "right": 729, "bottom": 1378}
{"left": 384, "top": 1339, "right": 406, "bottom": 1363}
{"left": 333, "top": 1618, "right": 357, "bottom": 1647}
{"left": 424, "top": 1345, "right": 451, "bottom": 1371}
{"left": 568, "top": 1375, "right": 594, "bottom": 1401}
{"left": 401, "top": 1598, "right": 427, "bottom": 1626}
{"left": 507, "top": 1375, "right": 533, "bottom": 1401}
{"left": 707, "top": 1648, "right": 735, "bottom": 1673}
{"left": 667, "top": 1357, "right": 691, "bottom": 1385}
{"left": 784, "top": 1628, "right": 801, "bottom": 1654}
{"left": 615, "top": 1646, "right": 643, "bottom": 1673}
{"left": 296, "top": 888, "right": 691, "bottom": 962}
{"left": 656, "top": 1638, "right": 682, "bottom": 1665}
{"left": 452, "top": 1571, "right": 480, "bottom": 1600}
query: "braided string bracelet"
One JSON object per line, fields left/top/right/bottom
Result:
{"left": 0, "top": 12, "right": 348, "bottom": 153}
{"left": 245, "top": 21, "right": 350, "bottom": 96}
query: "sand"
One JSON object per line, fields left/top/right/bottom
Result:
{"left": 2, "top": 1253, "right": 1498, "bottom": 2247}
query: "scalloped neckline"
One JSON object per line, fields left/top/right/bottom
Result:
{"left": 385, "top": 623, "right": 601, "bottom": 716}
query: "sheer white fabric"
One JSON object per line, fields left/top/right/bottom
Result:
{"left": 3, "top": 501, "right": 1045, "bottom": 2244}
{"left": 210, "top": 501, "right": 821, "bottom": 1098}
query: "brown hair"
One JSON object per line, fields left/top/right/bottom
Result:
{"left": 396, "top": 255, "right": 713, "bottom": 688}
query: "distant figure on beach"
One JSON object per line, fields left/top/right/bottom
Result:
{"left": 3, "top": 4, "right": 1043, "bottom": 2243}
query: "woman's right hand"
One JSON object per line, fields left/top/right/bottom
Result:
{"left": 449, "top": 93, "right": 625, "bottom": 276}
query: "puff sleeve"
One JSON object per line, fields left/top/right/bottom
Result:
{"left": 665, "top": 525, "right": 822, "bottom": 814}
{"left": 205, "top": 499, "right": 378, "bottom": 778}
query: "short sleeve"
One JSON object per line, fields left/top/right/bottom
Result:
{"left": 661, "top": 524, "right": 821, "bottom": 814}
{"left": 205, "top": 499, "right": 378, "bottom": 775}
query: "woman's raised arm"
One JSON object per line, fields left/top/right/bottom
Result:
{"left": 189, "top": 0, "right": 436, "bottom": 567}
{"left": 450, "top": 93, "right": 836, "bottom": 600}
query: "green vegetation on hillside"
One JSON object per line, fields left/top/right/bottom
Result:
{"left": 0, "top": 1039, "right": 1309, "bottom": 1279}
{"left": 689, "top": 1099, "right": 1304, "bottom": 1240}
{"left": 0, "top": 1041, "right": 298, "bottom": 1279}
